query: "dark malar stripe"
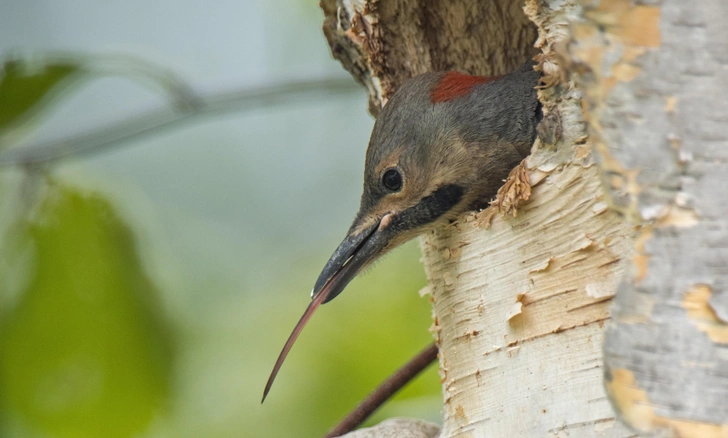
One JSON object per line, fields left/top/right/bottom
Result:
{"left": 393, "top": 184, "right": 464, "bottom": 232}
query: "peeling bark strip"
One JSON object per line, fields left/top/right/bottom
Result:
{"left": 572, "top": 0, "right": 728, "bottom": 435}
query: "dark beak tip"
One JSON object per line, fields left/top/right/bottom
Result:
{"left": 311, "top": 221, "right": 384, "bottom": 304}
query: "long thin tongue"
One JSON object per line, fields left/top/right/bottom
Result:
{"left": 261, "top": 285, "right": 331, "bottom": 403}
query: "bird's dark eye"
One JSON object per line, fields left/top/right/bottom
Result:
{"left": 382, "top": 168, "right": 403, "bottom": 192}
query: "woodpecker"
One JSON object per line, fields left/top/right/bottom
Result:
{"left": 263, "top": 61, "right": 542, "bottom": 401}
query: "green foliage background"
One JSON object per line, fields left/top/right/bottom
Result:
{"left": 0, "top": 183, "right": 173, "bottom": 437}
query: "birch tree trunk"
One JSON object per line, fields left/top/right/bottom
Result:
{"left": 320, "top": 0, "right": 728, "bottom": 436}
{"left": 571, "top": 1, "right": 728, "bottom": 436}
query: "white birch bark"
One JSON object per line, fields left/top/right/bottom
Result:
{"left": 320, "top": 0, "right": 728, "bottom": 436}
{"left": 418, "top": 3, "right": 634, "bottom": 435}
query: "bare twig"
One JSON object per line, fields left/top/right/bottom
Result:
{"left": 0, "top": 77, "right": 361, "bottom": 166}
{"left": 325, "top": 342, "right": 438, "bottom": 438}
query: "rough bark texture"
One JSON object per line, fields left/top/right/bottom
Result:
{"left": 321, "top": 0, "right": 538, "bottom": 115}
{"left": 417, "top": 1, "right": 634, "bottom": 435}
{"left": 571, "top": 0, "right": 728, "bottom": 436}
{"left": 321, "top": 0, "right": 728, "bottom": 436}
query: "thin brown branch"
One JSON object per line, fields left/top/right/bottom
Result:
{"left": 325, "top": 342, "right": 438, "bottom": 438}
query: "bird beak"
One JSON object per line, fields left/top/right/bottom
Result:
{"left": 313, "top": 215, "right": 392, "bottom": 303}
{"left": 262, "top": 214, "right": 393, "bottom": 402}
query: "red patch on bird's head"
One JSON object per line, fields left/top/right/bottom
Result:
{"left": 430, "top": 71, "right": 501, "bottom": 103}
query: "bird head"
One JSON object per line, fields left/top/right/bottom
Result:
{"left": 314, "top": 72, "right": 491, "bottom": 304}
{"left": 263, "top": 63, "right": 540, "bottom": 401}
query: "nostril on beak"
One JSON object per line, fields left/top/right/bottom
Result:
{"left": 379, "top": 213, "right": 395, "bottom": 231}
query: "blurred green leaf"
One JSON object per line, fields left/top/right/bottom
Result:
{"left": 0, "top": 60, "right": 81, "bottom": 136}
{"left": 0, "top": 53, "right": 200, "bottom": 153}
{"left": 0, "top": 181, "right": 173, "bottom": 437}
